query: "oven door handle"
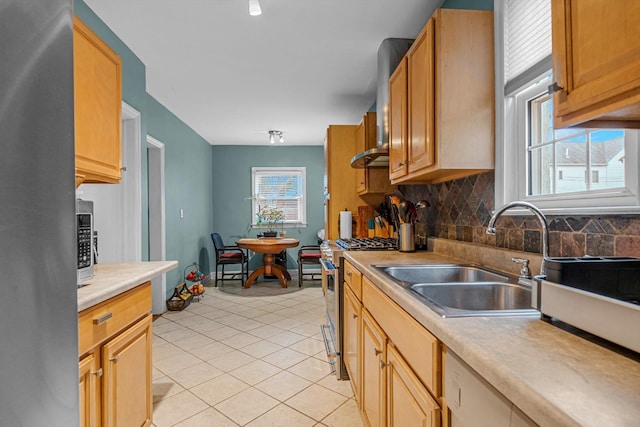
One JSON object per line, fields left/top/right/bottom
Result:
{"left": 319, "top": 258, "right": 336, "bottom": 275}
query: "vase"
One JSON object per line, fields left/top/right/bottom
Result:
{"left": 263, "top": 231, "right": 277, "bottom": 238}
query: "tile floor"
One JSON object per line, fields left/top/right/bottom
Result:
{"left": 151, "top": 278, "right": 364, "bottom": 427}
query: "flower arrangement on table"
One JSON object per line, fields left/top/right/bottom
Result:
{"left": 257, "top": 206, "right": 285, "bottom": 236}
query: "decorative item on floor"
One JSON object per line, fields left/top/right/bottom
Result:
{"left": 298, "top": 245, "right": 322, "bottom": 287}
{"left": 211, "top": 233, "right": 249, "bottom": 286}
{"left": 166, "top": 282, "right": 193, "bottom": 311}
{"left": 184, "top": 262, "right": 205, "bottom": 299}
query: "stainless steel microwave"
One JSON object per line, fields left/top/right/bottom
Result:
{"left": 76, "top": 199, "right": 94, "bottom": 284}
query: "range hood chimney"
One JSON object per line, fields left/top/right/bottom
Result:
{"left": 351, "top": 38, "right": 413, "bottom": 168}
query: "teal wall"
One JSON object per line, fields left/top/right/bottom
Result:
{"left": 74, "top": 1, "right": 214, "bottom": 293}
{"left": 211, "top": 146, "right": 325, "bottom": 269}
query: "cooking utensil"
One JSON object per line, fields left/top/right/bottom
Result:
{"left": 398, "top": 200, "right": 409, "bottom": 224}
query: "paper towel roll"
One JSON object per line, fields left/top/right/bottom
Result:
{"left": 339, "top": 210, "right": 352, "bottom": 239}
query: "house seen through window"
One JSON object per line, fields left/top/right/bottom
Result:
{"left": 251, "top": 167, "right": 306, "bottom": 227}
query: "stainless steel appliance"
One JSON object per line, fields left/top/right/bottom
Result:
{"left": 320, "top": 238, "right": 397, "bottom": 380}
{"left": 77, "top": 199, "right": 94, "bottom": 284}
{"left": 0, "top": 1, "right": 79, "bottom": 424}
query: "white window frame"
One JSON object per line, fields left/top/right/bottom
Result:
{"left": 251, "top": 166, "right": 307, "bottom": 228}
{"left": 494, "top": 1, "right": 640, "bottom": 215}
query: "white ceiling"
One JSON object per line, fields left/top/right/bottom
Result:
{"left": 84, "top": 0, "right": 443, "bottom": 146}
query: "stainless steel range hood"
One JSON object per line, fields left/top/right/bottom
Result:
{"left": 351, "top": 38, "right": 413, "bottom": 169}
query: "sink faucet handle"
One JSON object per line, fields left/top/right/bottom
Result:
{"left": 511, "top": 257, "right": 531, "bottom": 279}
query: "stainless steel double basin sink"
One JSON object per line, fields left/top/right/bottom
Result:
{"left": 373, "top": 264, "right": 539, "bottom": 318}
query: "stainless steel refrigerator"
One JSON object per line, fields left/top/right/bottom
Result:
{"left": 0, "top": 0, "right": 79, "bottom": 425}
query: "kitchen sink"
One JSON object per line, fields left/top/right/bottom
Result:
{"left": 375, "top": 264, "right": 510, "bottom": 284}
{"left": 373, "top": 264, "right": 539, "bottom": 318}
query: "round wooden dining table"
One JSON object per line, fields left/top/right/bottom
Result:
{"left": 236, "top": 237, "right": 300, "bottom": 288}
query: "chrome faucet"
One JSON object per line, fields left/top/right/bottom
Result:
{"left": 486, "top": 201, "right": 549, "bottom": 277}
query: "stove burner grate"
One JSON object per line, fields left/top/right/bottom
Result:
{"left": 335, "top": 237, "right": 398, "bottom": 251}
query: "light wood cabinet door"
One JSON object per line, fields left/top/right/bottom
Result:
{"left": 389, "top": 58, "right": 408, "bottom": 181}
{"left": 79, "top": 352, "right": 101, "bottom": 427}
{"left": 552, "top": 0, "right": 640, "bottom": 128}
{"left": 74, "top": 16, "right": 122, "bottom": 184}
{"left": 343, "top": 285, "right": 362, "bottom": 403}
{"left": 387, "top": 345, "right": 440, "bottom": 427}
{"left": 102, "top": 314, "right": 152, "bottom": 427}
{"left": 362, "top": 309, "right": 386, "bottom": 427}
{"left": 407, "top": 17, "right": 435, "bottom": 175}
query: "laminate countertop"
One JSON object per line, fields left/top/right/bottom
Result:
{"left": 77, "top": 261, "right": 178, "bottom": 312}
{"left": 344, "top": 248, "right": 640, "bottom": 427}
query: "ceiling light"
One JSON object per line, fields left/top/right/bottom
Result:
{"left": 249, "top": 0, "right": 262, "bottom": 16}
{"left": 268, "top": 130, "right": 284, "bottom": 144}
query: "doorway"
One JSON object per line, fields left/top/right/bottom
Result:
{"left": 147, "top": 136, "right": 166, "bottom": 314}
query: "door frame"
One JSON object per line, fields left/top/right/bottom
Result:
{"left": 122, "top": 102, "right": 142, "bottom": 261}
{"left": 147, "top": 135, "right": 166, "bottom": 314}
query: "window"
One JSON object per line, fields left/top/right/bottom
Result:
{"left": 495, "top": 0, "right": 640, "bottom": 214}
{"left": 251, "top": 167, "right": 306, "bottom": 227}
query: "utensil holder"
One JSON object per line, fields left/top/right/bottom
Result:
{"left": 398, "top": 223, "right": 415, "bottom": 252}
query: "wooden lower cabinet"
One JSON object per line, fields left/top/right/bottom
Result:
{"left": 362, "top": 309, "right": 386, "bottom": 427}
{"left": 79, "top": 283, "right": 153, "bottom": 427}
{"left": 387, "top": 345, "right": 440, "bottom": 427}
{"left": 343, "top": 285, "right": 362, "bottom": 402}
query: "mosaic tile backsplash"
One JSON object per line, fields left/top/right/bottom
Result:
{"left": 400, "top": 172, "right": 640, "bottom": 258}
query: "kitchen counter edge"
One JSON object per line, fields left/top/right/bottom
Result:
{"left": 77, "top": 261, "right": 179, "bottom": 312}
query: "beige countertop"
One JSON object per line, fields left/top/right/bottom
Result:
{"left": 77, "top": 261, "right": 178, "bottom": 312}
{"left": 344, "top": 244, "right": 640, "bottom": 427}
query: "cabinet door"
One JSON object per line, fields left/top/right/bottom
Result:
{"left": 102, "top": 314, "right": 152, "bottom": 427}
{"left": 407, "top": 18, "right": 435, "bottom": 174}
{"left": 362, "top": 309, "right": 386, "bottom": 427}
{"left": 387, "top": 345, "right": 440, "bottom": 427}
{"left": 343, "top": 286, "right": 361, "bottom": 402}
{"left": 389, "top": 58, "right": 408, "bottom": 181}
{"left": 552, "top": 0, "right": 640, "bottom": 127}
{"left": 74, "top": 17, "right": 122, "bottom": 184}
{"left": 79, "top": 352, "right": 101, "bottom": 427}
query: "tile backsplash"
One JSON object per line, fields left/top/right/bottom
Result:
{"left": 400, "top": 172, "right": 640, "bottom": 258}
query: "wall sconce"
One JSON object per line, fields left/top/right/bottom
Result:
{"left": 269, "top": 130, "right": 284, "bottom": 144}
{"left": 249, "top": 0, "right": 262, "bottom": 16}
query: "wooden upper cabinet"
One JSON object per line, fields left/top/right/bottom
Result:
{"left": 357, "top": 112, "right": 396, "bottom": 196}
{"left": 552, "top": 0, "right": 640, "bottom": 128}
{"left": 74, "top": 17, "right": 122, "bottom": 185}
{"left": 389, "top": 58, "right": 408, "bottom": 181}
{"left": 389, "top": 9, "right": 494, "bottom": 185}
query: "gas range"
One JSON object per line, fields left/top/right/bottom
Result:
{"left": 335, "top": 237, "right": 398, "bottom": 251}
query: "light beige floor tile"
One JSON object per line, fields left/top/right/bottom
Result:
{"left": 216, "top": 313, "right": 250, "bottom": 327}
{"left": 154, "top": 352, "right": 202, "bottom": 375}
{"left": 153, "top": 376, "right": 185, "bottom": 403}
{"left": 188, "top": 340, "right": 234, "bottom": 361}
{"left": 248, "top": 324, "right": 286, "bottom": 339}
{"left": 153, "top": 343, "right": 189, "bottom": 362}
{"left": 254, "top": 371, "right": 312, "bottom": 402}
{"left": 202, "top": 324, "right": 240, "bottom": 340}
{"left": 190, "top": 374, "right": 250, "bottom": 406}
{"left": 289, "top": 337, "right": 326, "bottom": 356}
{"left": 261, "top": 347, "right": 309, "bottom": 370}
{"left": 287, "top": 357, "right": 332, "bottom": 382}
{"left": 228, "top": 359, "right": 281, "bottom": 385}
{"left": 245, "top": 403, "right": 316, "bottom": 427}
{"left": 289, "top": 322, "right": 325, "bottom": 337}
{"left": 173, "top": 407, "right": 239, "bottom": 427}
{"left": 214, "top": 387, "right": 279, "bottom": 425}
{"left": 206, "top": 349, "right": 256, "bottom": 372}
{"left": 266, "top": 331, "right": 306, "bottom": 347}
{"left": 153, "top": 321, "right": 184, "bottom": 335}
{"left": 320, "top": 399, "right": 364, "bottom": 427}
{"left": 240, "top": 339, "right": 284, "bottom": 358}
{"left": 220, "top": 332, "right": 263, "bottom": 349}
{"left": 270, "top": 317, "right": 304, "bottom": 330}
{"left": 285, "top": 384, "right": 348, "bottom": 422}
{"left": 172, "top": 333, "right": 215, "bottom": 351}
{"left": 152, "top": 367, "right": 164, "bottom": 381}
{"left": 316, "top": 375, "right": 354, "bottom": 398}
{"left": 152, "top": 390, "right": 208, "bottom": 427}
{"left": 168, "top": 361, "right": 224, "bottom": 389}
{"left": 163, "top": 310, "right": 198, "bottom": 321}
{"left": 230, "top": 318, "right": 265, "bottom": 332}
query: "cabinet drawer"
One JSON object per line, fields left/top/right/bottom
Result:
{"left": 363, "top": 276, "right": 441, "bottom": 398}
{"left": 79, "top": 282, "right": 151, "bottom": 356}
{"left": 344, "top": 260, "right": 363, "bottom": 300}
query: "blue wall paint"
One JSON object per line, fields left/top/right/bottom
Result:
{"left": 441, "top": 0, "right": 493, "bottom": 10}
{"left": 211, "top": 146, "right": 325, "bottom": 269}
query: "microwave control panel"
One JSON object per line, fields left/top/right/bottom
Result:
{"left": 77, "top": 213, "right": 92, "bottom": 269}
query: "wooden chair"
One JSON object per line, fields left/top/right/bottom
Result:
{"left": 211, "top": 233, "right": 248, "bottom": 286}
{"left": 297, "top": 245, "right": 322, "bottom": 287}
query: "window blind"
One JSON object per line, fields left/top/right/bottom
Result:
{"left": 252, "top": 167, "right": 306, "bottom": 224}
{"left": 504, "top": 0, "right": 552, "bottom": 88}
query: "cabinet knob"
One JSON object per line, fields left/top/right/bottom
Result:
{"left": 353, "top": 313, "right": 358, "bottom": 319}
{"left": 548, "top": 82, "right": 564, "bottom": 94}
{"left": 380, "top": 360, "right": 388, "bottom": 370}
{"left": 109, "top": 356, "right": 119, "bottom": 363}
{"left": 91, "top": 368, "right": 103, "bottom": 377}
{"left": 346, "top": 271, "right": 352, "bottom": 277}
{"left": 374, "top": 348, "right": 382, "bottom": 356}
